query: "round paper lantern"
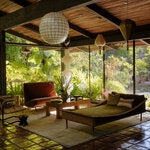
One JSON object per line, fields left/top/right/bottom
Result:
{"left": 39, "top": 12, "right": 69, "bottom": 45}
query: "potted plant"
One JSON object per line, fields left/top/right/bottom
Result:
{"left": 61, "top": 76, "right": 73, "bottom": 103}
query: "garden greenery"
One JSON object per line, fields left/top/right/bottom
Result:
{"left": 6, "top": 33, "right": 150, "bottom": 101}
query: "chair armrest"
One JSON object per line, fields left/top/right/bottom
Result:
{"left": 0, "top": 95, "right": 12, "bottom": 99}
{"left": 1, "top": 98, "right": 15, "bottom": 106}
{"left": 49, "top": 96, "right": 62, "bottom": 99}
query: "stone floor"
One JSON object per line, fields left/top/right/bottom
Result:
{"left": 1, "top": 119, "right": 150, "bottom": 150}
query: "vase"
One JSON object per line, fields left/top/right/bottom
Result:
{"left": 61, "top": 92, "right": 69, "bottom": 103}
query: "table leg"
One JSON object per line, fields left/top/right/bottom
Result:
{"left": 56, "top": 106, "right": 62, "bottom": 119}
{"left": 66, "top": 120, "right": 68, "bottom": 128}
{"left": 46, "top": 102, "right": 50, "bottom": 116}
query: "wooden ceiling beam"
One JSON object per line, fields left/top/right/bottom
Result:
{"left": 23, "top": 24, "right": 39, "bottom": 33}
{"left": 6, "top": 30, "right": 46, "bottom": 46}
{"left": 0, "top": 11, "right": 7, "bottom": 17}
{"left": 0, "top": 8, "right": 41, "bottom": 44}
{"left": 5, "top": 42, "right": 61, "bottom": 49}
{"left": 77, "top": 46, "right": 90, "bottom": 52}
{"left": 140, "top": 39, "right": 150, "bottom": 45}
{"left": 87, "top": 4, "right": 121, "bottom": 27}
{"left": 144, "top": 39, "right": 150, "bottom": 44}
{"left": 9, "top": 0, "right": 31, "bottom": 7}
{"left": 9, "top": 0, "right": 94, "bottom": 39}
{"left": 0, "top": 10, "right": 41, "bottom": 45}
{"left": 1, "top": 1, "right": 93, "bottom": 44}
{"left": 6, "top": 23, "right": 150, "bottom": 48}
{"left": 0, "top": 0, "right": 98, "bottom": 30}
{"left": 5, "top": 0, "right": 95, "bottom": 39}
{"left": 69, "top": 24, "right": 150, "bottom": 47}
{"left": 69, "top": 22, "right": 94, "bottom": 38}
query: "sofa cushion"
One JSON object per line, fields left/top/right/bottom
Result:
{"left": 117, "top": 98, "right": 134, "bottom": 108}
{"left": 107, "top": 93, "right": 120, "bottom": 105}
{"left": 71, "top": 105, "right": 130, "bottom": 117}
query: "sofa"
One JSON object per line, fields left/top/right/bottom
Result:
{"left": 62, "top": 92, "right": 146, "bottom": 135}
{"left": 23, "top": 81, "right": 61, "bottom": 108}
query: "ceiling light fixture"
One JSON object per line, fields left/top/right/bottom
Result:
{"left": 39, "top": 12, "right": 69, "bottom": 45}
{"left": 119, "top": 0, "right": 136, "bottom": 50}
{"left": 95, "top": 34, "right": 106, "bottom": 53}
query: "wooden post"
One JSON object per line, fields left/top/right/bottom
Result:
{"left": 133, "top": 40, "right": 135, "bottom": 94}
{"left": 61, "top": 48, "right": 65, "bottom": 73}
{"left": 0, "top": 30, "right": 6, "bottom": 95}
{"left": 102, "top": 47, "right": 105, "bottom": 89}
{"left": 60, "top": 48, "right": 65, "bottom": 93}
{"left": 88, "top": 45, "right": 91, "bottom": 98}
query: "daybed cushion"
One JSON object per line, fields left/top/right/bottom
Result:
{"left": 117, "top": 98, "right": 134, "bottom": 108}
{"left": 107, "top": 93, "right": 120, "bottom": 105}
{"left": 112, "top": 92, "right": 145, "bottom": 107}
{"left": 70, "top": 105, "right": 130, "bottom": 117}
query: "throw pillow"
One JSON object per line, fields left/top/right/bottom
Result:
{"left": 117, "top": 98, "right": 134, "bottom": 108}
{"left": 107, "top": 93, "right": 120, "bottom": 105}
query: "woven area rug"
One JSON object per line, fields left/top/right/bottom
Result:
{"left": 9, "top": 109, "right": 150, "bottom": 148}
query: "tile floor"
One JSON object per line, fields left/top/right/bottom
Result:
{"left": 68, "top": 120, "right": 150, "bottom": 150}
{"left": 1, "top": 120, "right": 150, "bottom": 150}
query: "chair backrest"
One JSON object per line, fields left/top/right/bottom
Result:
{"left": 23, "top": 81, "right": 57, "bottom": 107}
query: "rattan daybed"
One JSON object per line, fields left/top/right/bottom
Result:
{"left": 62, "top": 93, "right": 146, "bottom": 135}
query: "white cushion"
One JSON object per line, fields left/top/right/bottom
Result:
{"left": 117, "top": 98, "right": 134, "bottom": 108}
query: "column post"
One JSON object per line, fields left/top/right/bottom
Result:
{"left": 0, "top": 30, "right": 6, "bottom": 95}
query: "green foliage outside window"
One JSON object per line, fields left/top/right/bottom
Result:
{"left": 5, "top": 33, "right": 150, "bottom": 102}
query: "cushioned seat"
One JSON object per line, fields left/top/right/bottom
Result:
{"left": 24, "top": 81, "right": 61, "bottom": 108}
{"left": 70, "top": 105, "right": 130, "bottom": 117}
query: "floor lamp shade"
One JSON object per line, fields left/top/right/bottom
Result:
{"left": 39, "top": 12, "right": 69, "bottom": 45}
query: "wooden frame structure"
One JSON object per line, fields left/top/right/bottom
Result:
{"left": 0, "top": 0, "right": 150, "bottom": 94}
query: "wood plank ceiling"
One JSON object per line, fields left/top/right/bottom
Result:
{"left": 0, "top": 0, "right": 150, "bottom": 51}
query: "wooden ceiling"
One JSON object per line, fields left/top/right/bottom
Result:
{"left": 0, "top": 0, "right": 150, "bottom": 51}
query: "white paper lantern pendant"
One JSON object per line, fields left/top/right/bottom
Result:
{"left": 39, "top": 12, "right": 69, "bottom": 45}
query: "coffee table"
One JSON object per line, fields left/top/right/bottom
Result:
{"left": 46, "top": 99, "right": 91, "bottom": 119}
